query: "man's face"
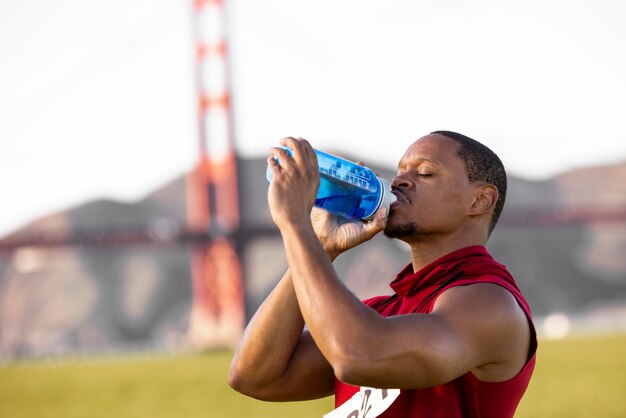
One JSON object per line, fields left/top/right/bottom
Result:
{"left": 384, "top": 134, "right": 475, "bottom": 241}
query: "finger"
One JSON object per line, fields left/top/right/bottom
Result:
{"left": 279, "top": 136, "right": 296, "bottom": 146}
{"left": 297, "top": 137, "right": 318, "bottom": 167}
{"left": 356, "top": 161, "right": 381, "bottom": 177}
{"left": 279, "top": 136, "right": 299, "bottom": 161}
{"left": 268, "top": 146, "right": 294, "bottom": 169}
{"left": 362, "top": 208, "right": 387, "bottom": 239}
{"left": 280, "top": 136, "right": 308, "bottom": 163}
{"left": 267, "top": 155, "right": 281, "bottom": 173}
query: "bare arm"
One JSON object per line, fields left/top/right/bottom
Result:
{"left": 228, "top": 220, "right": 385, "bottom": 400}
{"left": 228, "top": 269, "right": 334, "bottom": 401}
{"left": 279, "top": 221, "right": 530, "bottom": 389}
{"left": 229, "top": 138, "right": 387, "bottom": 401}
{"left": 269, "top": 137, "right": 531, "bottom": 389}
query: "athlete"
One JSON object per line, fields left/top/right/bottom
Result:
{"left": 228, "top": 132, "right": 537, "bottom": 417}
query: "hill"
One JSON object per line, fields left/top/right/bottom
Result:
{"left": 0, "top": 158, "right": 625, "bottom": 359}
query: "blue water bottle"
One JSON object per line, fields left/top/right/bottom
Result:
{"left": 267, "top": 146, "right": 395, "bottom": 221}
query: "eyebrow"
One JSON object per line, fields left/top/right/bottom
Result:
{"left": 397, "top": 157, "right": 441, "bottom": 170}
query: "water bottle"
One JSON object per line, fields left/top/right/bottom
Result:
{"left": 267, "top": 146, "right": 395, "bottom": 221}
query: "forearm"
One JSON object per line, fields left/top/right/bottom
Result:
{"left": 280, "top": 222, "right": 383, "bottom": 373}
{"left": 228, "top": 270, "right": 305, "bottom": 391}
{"left": 264, "top": 136, "right": 388, "bottom": 386}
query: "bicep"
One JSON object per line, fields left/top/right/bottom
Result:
{"left": 336, "top": 284, "right": 529, "bottom": 389}
{"left": 336, "top": 311, "right": 471, "bottom": 389}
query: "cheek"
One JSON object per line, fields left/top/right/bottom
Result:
{"left": 444, "top": 188, "right": 476, "bottom": 218}
{"left": 423, "top": 187, "right": 470, "bottom": 220}
{"left": 394, "top": 182, "right": 471, "bottom": 225}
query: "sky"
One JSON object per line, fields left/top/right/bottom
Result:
{"left": 1, "top": 0, "right": 625, "bottom": 237}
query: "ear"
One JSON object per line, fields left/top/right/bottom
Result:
{"left": 469, "top": 184, "right": 498, "bottom": 216}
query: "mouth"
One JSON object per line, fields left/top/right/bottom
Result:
{"left": 391, "top": 190, "right": 409, "bottom": 205}
{"left": 390, "top": 192, "right": 408, "bottom": 210}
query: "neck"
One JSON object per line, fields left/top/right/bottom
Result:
{"left": 406, "top": 231, "right": 487, "bottom": 272}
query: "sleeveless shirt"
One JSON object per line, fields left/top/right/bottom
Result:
{"left": 334, "top": 246, "right": 537, "bottom": 418}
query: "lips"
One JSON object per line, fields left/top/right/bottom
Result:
{"left": 390, "top": 190, "right": 409, "bottom": 208}
{"left": 392, "top": 190, "right": 408, "bottom": 203}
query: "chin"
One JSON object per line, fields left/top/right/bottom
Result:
{"left": 384, "top": 221, "right": 418, "bottom": 239}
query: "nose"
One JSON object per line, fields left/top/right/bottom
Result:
{"left": 391, "top": 174, "right": 411, "bottom": 191}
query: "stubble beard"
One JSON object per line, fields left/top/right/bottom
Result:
{"left": 383, "top": 220, "right": 418, "bottom": 239}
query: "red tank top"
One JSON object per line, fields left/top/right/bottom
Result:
{"left": 334, "top": 246, "right": 537, "bottom": 418}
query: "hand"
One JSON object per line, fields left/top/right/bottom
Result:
{"left": 311, "top": 205, "right": 387, "bottom": 261}
{"left": 267, "top": 137, "right": 320, "bottom": 228}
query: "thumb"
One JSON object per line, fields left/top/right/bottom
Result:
{"left": 361, "top": 208, "right": 387, "bottom": 240}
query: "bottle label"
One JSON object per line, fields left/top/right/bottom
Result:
{"left": 320, "top": 165, "right": 373, "bottom": 189}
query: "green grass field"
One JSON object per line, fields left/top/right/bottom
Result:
{"left": 1, "top": 335, "right": 625, "bottom": 418}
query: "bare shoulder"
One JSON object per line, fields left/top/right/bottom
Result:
{"left": 433, "top": 282, "right": 528, "bottom": 324}
{"left": 433, "top": 283, "right": 532, "bottom": 382}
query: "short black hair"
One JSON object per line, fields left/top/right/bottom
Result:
{"left": 431, "top": 130, "right": 507, "bottom": 234}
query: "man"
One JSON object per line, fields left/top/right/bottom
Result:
{"left": 228, "top": 132, "right": 537, "bottom": 417}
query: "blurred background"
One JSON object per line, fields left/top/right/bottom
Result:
{"left": 1, "top": 0, "right": 625, "bottom": 417}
